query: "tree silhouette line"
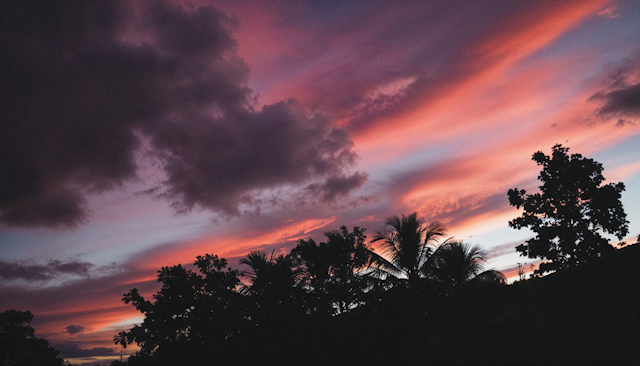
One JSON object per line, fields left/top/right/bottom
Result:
{"left": 112, "top": 144, "right": 634, "bottom": 365}
{"left": 116, "top": 214, "right": 509, "bottom": 365}
{"left": 0, "top": 310, "right": 68, "bottom": 366}
{"left": 2, "top": 145, "right": 636, "bottom": 366}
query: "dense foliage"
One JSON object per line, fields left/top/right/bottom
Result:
{"left": 112, "top": 145, "right": 635, "bottom": 364}
{"left": 120, "top": 242, "right": 639, "bottom": 366}
{"left": 508, "top": 144, "right": 628, "bottom": 274}
{"left": 114, "top": 218, "right": 509, "bottom": 365}
{"left": 118, "top": 255, "right": 244, "bottom": 365}
{"left": 4, "top": 145, "right": 634, "bottom": 365}
{"left": 0, "top": 310, "right": 67, "bottom": 366}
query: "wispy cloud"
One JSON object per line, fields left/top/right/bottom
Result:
{"left": 65, "top": 325, "right": 86, "bottom": 335}
{"left": 591, "top": 56, "right": 640, "bottom": 118}
{"left": 0, "top": 260, "right": 93, "bottom": 281}
{"left": 50, "top": 341, "right": 116, "bottom": 358}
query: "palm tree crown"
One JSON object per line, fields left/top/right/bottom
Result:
{"left": 239, "top": 250, "right": 297, "bottom": 296}
{"left": 369, "top": 213, "right": 447, "bottom": 286}
{"left": 368, "top": 213, "right": 506, "bottom": 290}
{"left": 429, "top": 240, "right": 506, "bottom": 288}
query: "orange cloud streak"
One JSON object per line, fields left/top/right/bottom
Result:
{"left": 133, "top": 216, "right": 337, "bottom": 271}
{"left": 354, "top": 0, "right": 614, "bottom": 161}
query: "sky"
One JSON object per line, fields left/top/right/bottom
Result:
{"left": 1, "top": 0, "right": 639, "bottom": 364}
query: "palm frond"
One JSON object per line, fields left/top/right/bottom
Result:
{"left": 238, "top": 283, "right": 254, "bottom": 296}
{"left": 423, "top": 221, "right": 447, "bottom": 244}
{"left": 427, "top": 240, "right": 490, "bottom": 285}
{"left": 365, "top": 248, "right": 404, "bottom": 278}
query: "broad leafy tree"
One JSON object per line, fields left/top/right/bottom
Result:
{"left": 120, "top": 255, "right": 244, "bottom": 365}
{"left": 0, "top": 310, "right": 66, "bottom": 366}
{"left": 114, "top": 221, "right": 509, "bottom": 364}
{"left": 291, "top": 226, "right": 372, "bottom": 314}
{"left": 508, "top": 144, "right": 629, "bottom": 274}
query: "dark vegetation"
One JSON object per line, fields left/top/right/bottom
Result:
{"left": 112, "top": 237, "right": 638, "bottom": 366}
{"left": 0, "top": 310, "right": 67, "bottom": 366}
{"left": 509, "top": 144, "right": 629, "bottom": 275}
{"left": 2, "top": 145, "right": 637, "bottom": 366}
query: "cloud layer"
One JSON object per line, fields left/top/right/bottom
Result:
{"left": 65, "top": 325, "right": 85, "bottom": 335}
{"left": 0, "top": 0, "right": 364, "bottom": 228}
{"left": 51, "top": 341, "right": 116, "bottom": 358}
{"left": 592, "top": 56, "right": 640, "bottom": 119}
{"left": 2, "top": 0, "right": 640, "bottom": 362}
{"left": 0, "top": 260, "right": 93, "bottom": 281}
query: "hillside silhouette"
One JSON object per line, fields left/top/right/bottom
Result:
{"left": 4, "top": 241, "right": 638, "bottom": 366}
{"left": 112, "top": 242, "right": 638, "bottom": 366}
{"left": 3, "top": 146, "right": 637, "bottom": 366}
{"left": 218, "top": 243, "right": 639, "bottom": 366}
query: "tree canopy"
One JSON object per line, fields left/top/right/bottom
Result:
{"left": 108, "top": 205, "right": 640, "bottom": 365}
{"left": 115, "top": 217, "right": 507, "bottom": 365}
{"left": 0, "top": 310, "right": 67, "bottom": 366}
{"left": 508, "top": 144, "right": 629, "bottom": 274}
{"left": 120, "top": 255, "right": 244, "bottom": 365}
{"left": 291, "top": 226, "right": 373, "bottom": 314}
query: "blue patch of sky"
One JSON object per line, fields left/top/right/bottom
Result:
{"left": 0, "top": 193, "right": 215, "bottom": 265}
{"left": 527, "top": 2, "right": 640, "bottom": 70}
{"left": 595, "top": 134, "right": 640, "bottom": 240}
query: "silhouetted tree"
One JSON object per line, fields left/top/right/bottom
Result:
{"left": 0, "top": 310, "right": 67, "bottom": 366}
{"left": 120, "top": 255, "right": 244, "bottom": 365}
{"left": 113, "top": 330, "right": 128, "bottom": 363}
{"left": 239, "top": 250, "right": 303, "bottom": 321}
{"left": 508, "top": 144, "right": 629, "bottom": 274}
{"left": 291, "top": 226, "right": 373, "bottom": 314}
{"left": 368, "top": 213, "right": 447, "bottom": 288}
{"left": 428, "top": 240, "right": 506, "bottom": 292}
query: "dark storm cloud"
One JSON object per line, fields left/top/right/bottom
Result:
{"left": 65, "top": 324, "right": 85, "bottom": 335}
{"left": 51, "top": 341, "right": 116, "bottom": 358}
{"left": 591, "top": 56, "right": 640, "bottom": 118}
{"left": 0, "top": 260, "right": 93, "bottom": 281}
{"left": 0, "top": 0, "right": 362, "bottom": 228}
{"left": 306, "top": 172, "right": 368, "bottom": 202}
{"left": 593, "top": 84, "right": 640, "bottom": 117}
{"left": 156, "top": 100, "right": 363, "bottom": 213}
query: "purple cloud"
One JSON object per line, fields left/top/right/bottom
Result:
{"left": 595, "top": 84, "right": 640, "bottom": 117}
{"left": 0, "top": 0, "right": 364, "bottom": 228}
{"left": 306, "top": 172, "right": 369, "bottom": 203}
{"left": 51, "top": 341, "right": 116, "bottom": 358}
{"left": 0, "top": 260, "right": 93, "bottom": 281}
{"left": 66, "top": 325, "right": 85, "bottom": 335}
{"left": 591, "top": 56, "right": 640, "bottom": 118}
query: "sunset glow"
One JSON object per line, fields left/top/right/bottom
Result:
{"left": 1, "top": 1, "right": 639, "bottom": 364}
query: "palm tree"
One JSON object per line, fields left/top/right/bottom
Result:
{"left": 239, "top": 250, "right": 296, "bottom": 296}
{"left": 428, "top": 240, "right": 506, "bottom": 290}
{"left": 239, "top": 251, "right": 270, "bottom": 295}
{"left": 113, "top": 331, "right": 128, "bottom": 362}
{"left": 368, "top": 213, "right": 447, "bottom": 288}
{"left": 367, "top": 213, "right": 505, "bottom": 292}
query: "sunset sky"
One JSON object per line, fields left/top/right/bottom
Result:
{"left": 1, "top": 0, "right": 640, "bottom": 364}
